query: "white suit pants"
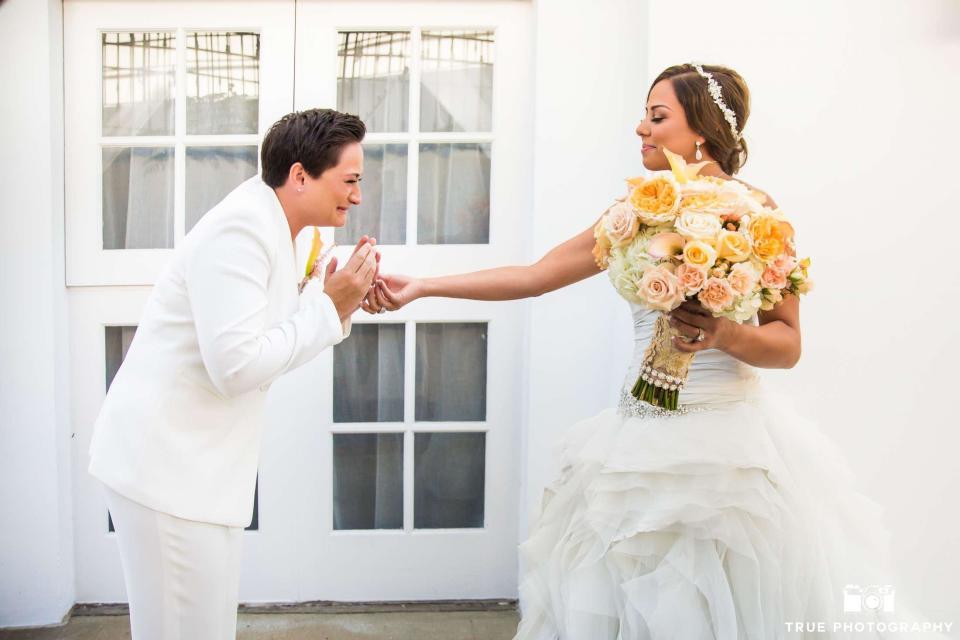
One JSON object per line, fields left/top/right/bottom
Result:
{"left": 103, "top": 484, "right": 243, "bottom": 640}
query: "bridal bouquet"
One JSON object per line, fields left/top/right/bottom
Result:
{"left": 592, "top": 148, "right": 812, "bottom": 410}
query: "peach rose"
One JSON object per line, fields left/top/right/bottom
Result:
{"left": 676, "top": 263, "right": 708, "bottom": 295}
{"left": 715, "top": 229, "right": 752, "bottom": 263}
{"left": 697, "top": 277, "right": 737, "bottom": 314}
{"left": 772, "top": 254, "right": 797, "bottom": 273}
{"left": 727, "top": 262, "right": 759, "bottom": 296}
{"left": 749, "top": 214, "right": 794, "bottom": 263}
{"left": 682, "top": 240, "right": 718, "bottom": 270}
{"left": 629, "top": 175, "right": 681, "bottom": 225}
{"left": 637, "top": 264, "right": 685, "bottom": 312}
{"left": 603, "top": 201, "right": 640, "bottom": 248}
{"left": 760, "top": 265, "right": 788, "bottom": 289}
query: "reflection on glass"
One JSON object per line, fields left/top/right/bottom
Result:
{"left": 186, "top": 32, "right": 260, "bottom": 135}
{"left": 335, "top": 144, "right": 407, "bottom": 246}
{"left": 185, "top": 146, "right": 258, "bottom": 233}
{"left": 415, "top": 323, "right": 487, "bottom": 421}
{"left": 333, "top": 433, "right": 404, "bottom": 530}
{"left": 414, "top": 432, "right": 485, "bottom": 529}
{"left": 105, "top": 325, "right": 137, "bottom": 392}
{"left": 338, "top": 31, "right": 410, "bottom": 132}
{"left": 418, "top": 143, "right": 490, "bottom": 244}
{"left": 102, "top": 32, "right": 176, "bottom": 136}
{"left": 102, "top": 147, "right": 174, "bottom": 249}
{"left": 334, "top": 324, "right": 405, "bottom": 423}
{"left": 420, "top": 31, "right": 494, "bottom": 133}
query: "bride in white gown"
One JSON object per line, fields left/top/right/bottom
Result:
{"left": 362, "top": 64, "right": 947, "bottom": 639}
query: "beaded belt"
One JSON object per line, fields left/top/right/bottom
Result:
{"left": 617, "top": 390, "right": 710, "bottom": 418}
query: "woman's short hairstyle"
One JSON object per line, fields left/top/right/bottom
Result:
{"left": 260, "top": 108, "right": 366, "bottom": 188}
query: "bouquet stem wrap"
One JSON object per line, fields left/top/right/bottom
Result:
{"left": 630, "top": 314, "right": 695, "bottom": 410}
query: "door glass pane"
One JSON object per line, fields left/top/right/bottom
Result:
{"left": 102, "top": 146, "right": 174, "bottom": 249}
{"left": 335, "top": 144, "right": 407, "bottom": 246}
{"left": 334, "top": 324, "right": 404, "bottom": 423}
{"left": 332, "top": 433, "right": 403, "bottom": 530}
{"left": 102, "top": 32, "right": 175, "bottom": 136}
{"left": 415, "top": 323, "right": 487, "bottom": 421}
{"left": 185, "top": 146, "right": 259, "bottom": 233}
{"left": 420, "top": 30, "right": 494, "bottom": 133}
{"left": 414, "top": 432, "right": 485, "bottom": 529}
{"left": 337, "top": 31, "right": 410, "bottom": 132}
{"left": 186, "top": 32, "right": 260, "bottom": 135}
{"left": 105, "top": 325, "right": 137, "bottom": 391}
{"left": 417, "top": 143, "right": 490, "bottom": 245}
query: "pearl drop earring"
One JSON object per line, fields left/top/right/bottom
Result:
{"left": 695, "top": 140, "right": 703, "bottom": 161}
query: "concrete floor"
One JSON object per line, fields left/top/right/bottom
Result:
{"left": 0, "top": 610, "right": 521, "bottom": 640}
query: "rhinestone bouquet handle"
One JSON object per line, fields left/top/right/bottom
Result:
{"left": 630, "top": 314, "right": 696, "bottom": 411}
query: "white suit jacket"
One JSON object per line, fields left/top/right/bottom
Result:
{"left": 89, "top": 176, "right": 350, "bottom": 527}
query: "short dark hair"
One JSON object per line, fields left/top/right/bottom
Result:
{"left": 260, "top": 109, "right": 366, "bottom": 188}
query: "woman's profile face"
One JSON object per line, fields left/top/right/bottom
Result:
{"left": 305, "top": 141, "right": 364, "bottom": 227}
{"left": 636, "top": 79, "right": 700, "bottom": 171}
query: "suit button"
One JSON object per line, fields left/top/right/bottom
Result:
{"left": 259, "top": 383, "right": 269, "bottom": 392}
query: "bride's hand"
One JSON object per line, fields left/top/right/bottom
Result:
{"left": 361, "top": 274, "right": 422, "bottom": 314}
{"left": 667, "top": 300, "right": 739, "bottom": 353}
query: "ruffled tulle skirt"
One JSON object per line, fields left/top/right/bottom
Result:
{"left": 514, "top": 386, "right": 944, "bottom": 639}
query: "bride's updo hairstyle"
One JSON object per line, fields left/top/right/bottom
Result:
{"left": 651, "top": 64, "right": 750, "bottom": 176}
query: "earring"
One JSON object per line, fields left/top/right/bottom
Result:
{"left": 297, "top": 186, "right": 304, "bottom": 193}
{"left": 695, "top": 140, "right": 703, "bottom": 161}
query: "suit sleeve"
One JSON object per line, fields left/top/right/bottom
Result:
{"left": 184, "top": 213, "right": 349, "bottom": 399}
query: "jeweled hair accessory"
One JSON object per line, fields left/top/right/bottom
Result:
{"left": 692, "top": 63, "right": 742, "bottom": 141}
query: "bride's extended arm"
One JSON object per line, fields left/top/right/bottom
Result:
{"left": 367, "top": 221, "right": 602, "bottom": 310}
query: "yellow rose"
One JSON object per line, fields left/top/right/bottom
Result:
{"left": 748, "top": 214, "right": 794, "bottom": 263}
{"left": 629, "top": 175, "right": 681, "bottom": 225}
{"left": 715, "top": 229, "right": 752, "bottom": 263}
{"left": 592, "top": 218, "right": 612, "bottom": 269}
{"left": 682, "top": 240, "right": 717, "bottom": 270}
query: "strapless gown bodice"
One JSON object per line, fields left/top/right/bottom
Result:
{"left": 623, "top": 302, "right": 760, "bottom": 408}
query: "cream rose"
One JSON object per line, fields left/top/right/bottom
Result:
{"left": 682, "top": 240, "right": 718, "bottom": 270}
{"left": 727, "top": 262, "right": 759, "bottom": 296}
{"left": 675, "top": 263, "right": 708, "bottom": 295}
{"left": 697, "top": 277, "right": 737, "bottom": 314}
{"left": 603, "top": 201, "right": 640, "bottom": 248}
{"left": 715, "top": 229, "right": 752, "bottom": 263}
{"left": 674, "top": 210, "right": 722, "bottom": 241}
{"left": 637, "top": 264, "right": 685, "bottom": 312}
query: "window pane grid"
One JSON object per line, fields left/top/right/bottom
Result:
{"left": 100, "top": 29, "right": 261, "bottom": 250}
{"left": 332, "top": 320, "right": 489, "bottom": 532}
{"left": 335, "top": 27, "right": 493, "bottom": 246}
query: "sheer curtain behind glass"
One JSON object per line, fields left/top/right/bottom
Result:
{"left": 415, "top": 323, "right": 487, "bottom": 421}
{"left": 102, "top": 147, "right": 174, "bottom": 249}
{"left": 418, "top": 143, "right": 491, "bottom": 245}
{"left": 186, "top": 32, "right": 259, "bottom": 135}
{"left": 338, "top": 31, "right": 410, "bottom": 132}
{"left": 333, "top": 433, "right": 403, "bottom": 530}
{"left": 420, "top": 31, "right": 494, "bottom": 133}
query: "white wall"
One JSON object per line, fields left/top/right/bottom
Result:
{"left": 523, "top": 0, "right": 648, "bottom": 529}
{"left": 643, "top": 0, "right": 960, "bottom": 621}
{"left": 0, "top": 0, "right": 75, "bottom": 628}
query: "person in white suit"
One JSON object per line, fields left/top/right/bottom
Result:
{"left": 88, "top": 108, "right": 378, "bottom": 639}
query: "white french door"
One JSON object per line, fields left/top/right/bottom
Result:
{"left": 66, "top": 0, "right": 532, "bottom": 604}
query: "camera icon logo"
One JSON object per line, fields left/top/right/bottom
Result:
{"left": 843, "top": 584, "right": 896, "bottom": 613}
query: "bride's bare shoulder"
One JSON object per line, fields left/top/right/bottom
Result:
{"left": 734, "top": 179, "right": 778, "bottom": 209}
